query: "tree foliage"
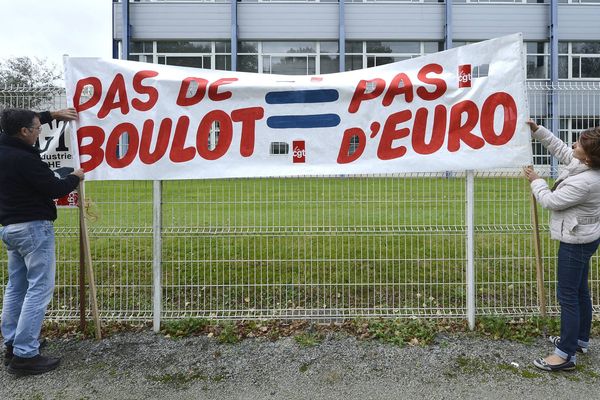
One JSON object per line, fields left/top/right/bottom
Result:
{"left": 0, "top": 57, "right": 62, "bottom": 109}
{"left": 0, "top": 56, "right": 61, "bottom": 88}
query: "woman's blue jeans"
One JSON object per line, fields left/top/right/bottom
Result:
{"left": 1, "top": 220, "right": 56, "bottom": 358}
{"left": 554, "top": 238, "right": 600, "bottom": 362}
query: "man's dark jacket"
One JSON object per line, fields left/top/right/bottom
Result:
{"left": 0, "top": 112, "right": 80, "bottom": 226}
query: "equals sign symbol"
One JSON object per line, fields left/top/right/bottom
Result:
{"left": 265, "top": 89, "right": 341, "bottom": 129}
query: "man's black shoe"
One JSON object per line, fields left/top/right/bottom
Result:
{"left": 3, "top": 344, "right": 13, "bottom": 367}
{"left": 4, "top": 338, "right": 48, "bottom": 367}
{"left": 7, "top": 354, "right": 60, "bottom": 376}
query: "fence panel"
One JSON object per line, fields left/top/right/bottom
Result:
{"left": 0, "top": 82, "right": 599, "bottom": 321}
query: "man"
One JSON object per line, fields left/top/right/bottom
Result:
{"left": 0, "top": 108, "right": 84, "bottom": 376}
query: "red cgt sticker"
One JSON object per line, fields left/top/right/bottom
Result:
{"left": 458, "top": 64, "right": 472, "bottom": 88}
{"left": 292, "top": 141, "right": 306, "bottom": 163}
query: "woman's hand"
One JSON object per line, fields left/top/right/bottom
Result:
{"left": 523, "top": 165, "right": 540, "bottom": 183}
{"left": 526, "top": 119, "right": 539, "bottom": 133}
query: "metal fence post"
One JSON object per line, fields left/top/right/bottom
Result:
{"left": 153, "top": 180, "right": 162, "bottom": 332}
{"left": 466, "top": 170, "right": 475, "bottom": 330}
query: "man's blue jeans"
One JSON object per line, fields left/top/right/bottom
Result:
{"left": 1, "top": 220, "right": 56, "bottom": 358}
{"left": 554, "top": 238, "right": 600, "bottom": 362}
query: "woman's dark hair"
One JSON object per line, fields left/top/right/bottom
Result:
{"left": 579, "top": 127, "right": 600, "bottom": 169}
{"left": 0, "top": 108, "right": 37, "bottom": 136}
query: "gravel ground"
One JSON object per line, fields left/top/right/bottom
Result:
{"left": 1, "top": 331, "right": 599, "bottom": 400}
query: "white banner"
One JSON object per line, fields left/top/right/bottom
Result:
{"left": 39, "top": 121, "right": 79, "bottom": 207}
{"left": 64, "top": 33, "right": 531, "bottom": 181}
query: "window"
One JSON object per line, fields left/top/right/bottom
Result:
{"left": 559, "top": 42, "right": 600, "bottom": 80}
{"left": 238, "top": 41, "right": 339, "bottom": 75}
{"left": 128, "top": 40, "right": 232, "bottom": 71}
{"left": 526, "top": 42, "right": 548, "bottom": 79}
{"left": 345, "top": 41, "right": 442, "bottom": 71}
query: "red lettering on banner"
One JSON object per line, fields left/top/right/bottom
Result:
{"left": 447, "top": 100, "right": 484, "bottom": 152}
{"left": 176, "top": 77, "right": 209, "bottom": 106}
{"left": 480, "top": 92, "right": 517, "bottom": 146}
{"left": 338, "top": 92, "right": 519, "bottom": 163}
{"left": 140, "top": 119, "right": 172, "bottom": 164}
{"left": 337, "top": 128, "right": 366, "bottom": 164}
{"left": 348, "top": 64, "right": 447, "bottom": 113}
{"left": 416, "top": 64, "right": 446, "bottom": 101}
{"left": 132, "top": 70, "right": 159, "bottom": 111}
{"left": 74, "top": 71, "right": 160, "bottom": 118}
{"left": 382, "top": 73, "right": 413, "bottom": 106}
{"left": 77, "top": 126, "right": 105, "bottom": 171}
{"left": 76, "top": 106, "right": 266, "bottom": 170}
{"left": 348, "top": 78, "right": 386, "bottom": 113}
{"left": 73, "top": 77, "right": 102, "bottom": 112}
{"left": 169, "top": 116, "right": 196, "bottom": 163}
{"left": 231, "top": 107, "right": 264, "bottom": 157}
{"left": 105, "top": 123, "right": 139, "bottom": 168}
{"left": 412, "top": 105, "right": 447, "bottom": 155}
{"left": 208, "top": 78, "right": 238, "bottom": 101}
{"left": 196, "top": 110, "right": 233, "bottom": 160}
{"left": 377, "top": 110, "right": 412, "bottom": 160}
{"left": 98, "top": 73, "right": 129, "bottom": 119}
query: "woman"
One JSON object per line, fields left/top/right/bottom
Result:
{"left": 524, "top": 120, "right": 600, "bottom": 371}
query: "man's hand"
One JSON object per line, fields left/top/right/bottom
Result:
{"left": 70, "top": 168, "right": 85, "bottom": 181}
{"left": 523, "top": 165, "right": 540, "bottom": 183}
{"left": 50, "top": 108, "right": 78, "bottom": 122}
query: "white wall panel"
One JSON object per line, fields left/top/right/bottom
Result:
{"left": 453, "top": 4, "right": 548, "bottom": 41}
{"left": 345, "top": 4, "right": 444, "bottom": 40}
{"left": 237, "top": 4, "right": 339, "bottom": 40}
{"left": 114, "top": 3, "right": 231, "bottom": 40}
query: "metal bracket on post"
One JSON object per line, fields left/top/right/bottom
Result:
{"left": 152, "top": 180, "right": 162, "bottom": 333}
{"left": 466, "top": 170, "right": 475, "bottom": 330}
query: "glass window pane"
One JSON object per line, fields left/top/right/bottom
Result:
{"left": 157, "top": 41, "right": 211, "bottom": 53}
{"left": 263, "top": 42, "right": 316, "bottom": 54}
{"left": 558, "top": 56, "right": 568, "bottom": 79}
{"left": 215, "top": 41, "right": 231, "bottom": 53}
{"left": 367, "top": 41, "right": 420, "bottom": 53}
{"left": 130, "top": 41, "right": 152, "bottom": 53}
{"left": 268, "top": 56, "right": 314, "bottom": 75}
{"left": 452, "top": 42, "right": 469, "bottom": 48}
{"left": 345, "top": 55, "right": 363, "bottom": 71}
{"left": 573, "top": 57, "right": 581, "bottom": 78}
{"left": 581, "top": 58, "right": 600, "bottom": 78}
{"left": 216, "top": 55, "right": 230, "bottom": 71}
{"left": 237, "top": 55, "right": 258, "bottom": 73}
{"left": 424, "top": 42, "right": 443, "bottom": 54}
{"left": 526, "top": 42, "right": 538, "bottom": 54}
{"left": 238, "top": 42, "right": 258, "bottom": 54}
{"left": 345, "top": 41, "right": 363, "bottom": 54}
{"left": 558, "top": 42, "right": 569, "bottom": 53}
{"left": 571, "top": 42, "right": 600, "bottom": 54}
{"left": 165, "top": 57, "right": 208, "bottom": 69}
{"left": 320, "top": 55, "right": 339, "bottom": 74}
{"left": 320, "top": 41, "right": 339, "bottom": 54}
{"left": 526, "top": 55, "right": 547, "bottom": 79}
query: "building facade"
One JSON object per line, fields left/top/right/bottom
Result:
{"left": 112, "top": 0, "right": 600, "bottom": 164}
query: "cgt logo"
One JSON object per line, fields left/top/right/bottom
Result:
{"left": 292, "top": 140, "right": 306, "bottom": 163}
{"left": 458, "top": 64, "right": 472, "bottom": 88}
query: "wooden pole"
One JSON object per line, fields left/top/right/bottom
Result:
{"left": 77, "top": 183, "right": 102, "bottom": 339}
{"left": 78, "top": 220, "right": 86, "bottom": 332}
{"left": 530, "top": 193, "right": 547, "bottom": 317}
